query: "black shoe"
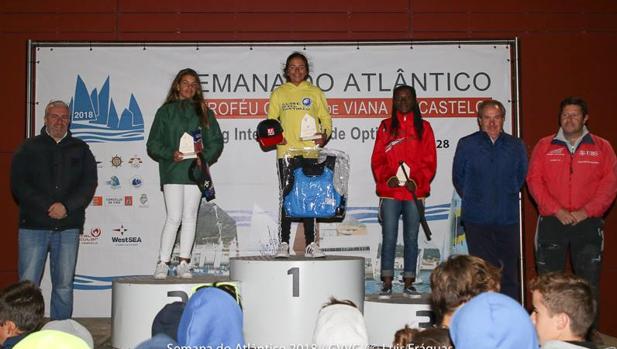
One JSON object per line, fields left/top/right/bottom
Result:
{"left": 403, "top": 286, "right": 421, "bottom": 298}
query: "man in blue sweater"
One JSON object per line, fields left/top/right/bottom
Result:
{"left": 452, "top": 100, "right": 528, "bottom": 301}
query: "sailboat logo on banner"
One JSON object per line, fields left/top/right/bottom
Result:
{"left": 68, "top": 75, "right": 144, "bottom": 143}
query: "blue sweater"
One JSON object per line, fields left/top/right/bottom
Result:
{"left": 453, "top": 131, "right": 528, "bottom": 226}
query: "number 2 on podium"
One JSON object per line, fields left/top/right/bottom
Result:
{"left": 287, "top": 267, "right": 299, "bottom": 297}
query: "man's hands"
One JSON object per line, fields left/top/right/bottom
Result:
{"left": 48, "top": 202, "right": 67, "bottom": 219}
{"left": 555, "top": 208, "right": 588, "bottom": 225}
{"left": 570, "top": 209, "right": 588, "bottom": 224}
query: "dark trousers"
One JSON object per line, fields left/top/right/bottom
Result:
{"left": 277, "top": 159, "right": 315, "bottom": 245}
{"left": 464, "top": 223, "right": 521, "bottom": 302}
{"left": 535, "top": 216, "right": 603, "bottom": 302}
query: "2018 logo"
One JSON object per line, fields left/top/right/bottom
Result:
{"left": 69, "top": 75, "right": 144, "bottom": 143}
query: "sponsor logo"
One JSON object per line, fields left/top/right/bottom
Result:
{"left": 128, "top": 155, "right": 143, "bottom": 168}
{"left": 267, "top": 128, "right": 275, "bottom": 136}
{"left": 80, "top": 227, "right": 102, "bottom": 245}
{"left": 111, "top": 225, "right": 142, "bottom": 246}
{"left": 69, "top": 75, "right": 144, "bottom": 143}
{"left": 106, "top": 176, "right": 121, "bottom": 189}
{"left": 124, "top": 196, "right": 133, "bottom": 206}
{"left": 579, "top": 150, "right": 599, "bottom": 157}
{"left": 111, "top": 155, "right": 123, "bottom": 168}
{"left": 548, "top": 148, "right": 564, "bottom": 155}
{"left": 131, "top": 176, "right": 143, "bottom": 188}
{"left": 302, "top": 97, "right": 312, "bottom": 107}
{"left": 139, "top": 193, "right": 149, "bottom": 208}
{"left": 91, "top": 196, "right": 103, "bottom": 206}
{"left": 105, "top": 196, "right": 124, "bottom": 206}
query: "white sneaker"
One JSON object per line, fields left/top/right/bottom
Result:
{"left": 176, "top": 260, "right": 192, "bottom": 278}
{"left": 275, "top": 242, "right": 290, "bottom": 258}
{"left": 305, "top": 242, "right": 326, "bottom": 258}
{"left": 153, "top": 262, "right": 169, "bottom": 279}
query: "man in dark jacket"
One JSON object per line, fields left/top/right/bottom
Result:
{"left": 10, "top": 100, "right": 97, "bottom": 320}
{"left": 452, "top": 100, "right": 528, "bottom": 301}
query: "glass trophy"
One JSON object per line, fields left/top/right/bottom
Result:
{"left": 300, "top": 113, "right": 321, "bottom": 140}
{"left": 178, "top": 131, "right": 202, "bottom": 159}
{"left": 396, "top": 162, "right": 411, "bottom": 186}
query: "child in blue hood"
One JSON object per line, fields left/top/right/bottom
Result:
{"left": 450, "top": 292, "right": 539, "bottom": 349}
{"left": 177, "top": 286, "right": 245, "bottom": 347}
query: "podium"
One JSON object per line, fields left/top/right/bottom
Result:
{"left": 364, "top": 293, "right": 434, "bottom": 346}
{"left": 230, "top": 255, "right": 365, "bottom": 347}
{"left": 111, "top": 275, "right": 228, "bottom": 349}
{"left": 111, "top": 256, "right": 435, "bottom": 348}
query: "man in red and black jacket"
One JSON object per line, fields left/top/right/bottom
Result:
{"left": 527, "top": 96, "right": 617, "bottom": 302}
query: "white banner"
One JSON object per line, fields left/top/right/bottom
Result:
{"left": 33, "top": 42, "right": 515, "bottom": 316}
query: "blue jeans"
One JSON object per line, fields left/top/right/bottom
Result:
{"left": 18, "top": 228, "right": 80, "bottom": 320}
{"left": 380, "top": 198, "right": 420, "bottom": 279}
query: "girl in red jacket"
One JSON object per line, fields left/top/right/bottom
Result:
{"left": 371, "top": 85, "right": 437, "bottom": 296}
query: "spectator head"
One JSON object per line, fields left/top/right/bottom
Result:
{"left": 177, "top": 286, "right": 244, "bottom": 347}
{"left": 529, "top": 272, "right": 595, "bottom": 345}
{"left": 449, "top": 292, "right": 538, "bottom": 349}
{"left": 393, "top": 325, "right": 452, "bottom": 349}
{"left": 14, "top": 329, "right": 90, "bottom": 349}
{"left": 313, "top": 297, "right": 368, "bottom": 348}
{"left": 42, "top": 320, "right": 94, "bottom": 349}
{"left": 430, "top": 254, "right": 501, "bottom": 326}
{"left": 0, "top": 281, "right": 44, "bottom": 344}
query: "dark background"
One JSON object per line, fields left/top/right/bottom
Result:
{"left": 2, "top": 0, "right": 616, "bottom": 333}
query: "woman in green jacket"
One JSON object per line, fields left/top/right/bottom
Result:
{"left": 147, "top": 68, "right": 224, "bottom": 279}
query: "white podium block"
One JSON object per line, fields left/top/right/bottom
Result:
{"left": 111, "top": 275, "right": 229, "bottom": 349}
{"left": 230, "top": 256, "right": 365, "bottom": 347}
{"left": 364, "top": 293, "right": 435, "bottom": 346}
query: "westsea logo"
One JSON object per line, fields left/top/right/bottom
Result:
{"left": 69, "top": 75, "right": 144, "bottom": 143}
{"left": 111, "top": 224, "right": 143, "bottom": 246}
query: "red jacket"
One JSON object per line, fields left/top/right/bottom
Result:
{"left": 371, "top": 112, "right": 437, "bottom": 200}
{"left": 527, "top": 133, "right": 617, "bottom": 217}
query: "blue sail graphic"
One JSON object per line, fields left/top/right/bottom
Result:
{"left": 69, "top": 75, "right": 144, "bottom": 143}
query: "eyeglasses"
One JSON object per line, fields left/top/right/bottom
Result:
{"left": 192, "top": 282, "right": 242, "bottom": 308}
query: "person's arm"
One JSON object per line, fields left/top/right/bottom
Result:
{"left": 61, "top": 145, "right": 98, "bottom": 216}
{"left": 580, "top": 139, "right": 617, "bottom": 217}
{"left": 516, "top": 139, "right": 529, "bottom": 190}
{"left": 267, "top": 90, "right": 281, "bottom": 121}
{"left": 10, "top": 143, "right": 53, "bottom": 214}
{"left": 452, "top": 138, "right": 467, "bottom": 198}
{"left": 315, "top": 89, "right": 332, "bottom": 144}
{"left": 202, "top": 109, "right": 224, "bottom": 166}
{"left": 527, "top": 139, "right": 562, "bottom": 216}
{"left": 412, "top": 122, "right": 437, "bottom": 196}
{"left": 147, "top": 106, "right": 174, "bottom": 162}
{"left": 371, "top": 121, "right": 394, "bottom": 185}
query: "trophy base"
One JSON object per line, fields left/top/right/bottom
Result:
{"left": 300, "top": 135, "right": 322, "bottom": 141}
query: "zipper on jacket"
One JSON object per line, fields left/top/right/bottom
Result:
{"left": 569, "top": 151, "right": 573, "bottom": 210}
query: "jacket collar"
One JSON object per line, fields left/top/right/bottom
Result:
{"left": 552, "top": 126, "right": 593, "bottom": 153}
{"left": 40, "top": 126, "right": 71, "bottom": 144}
